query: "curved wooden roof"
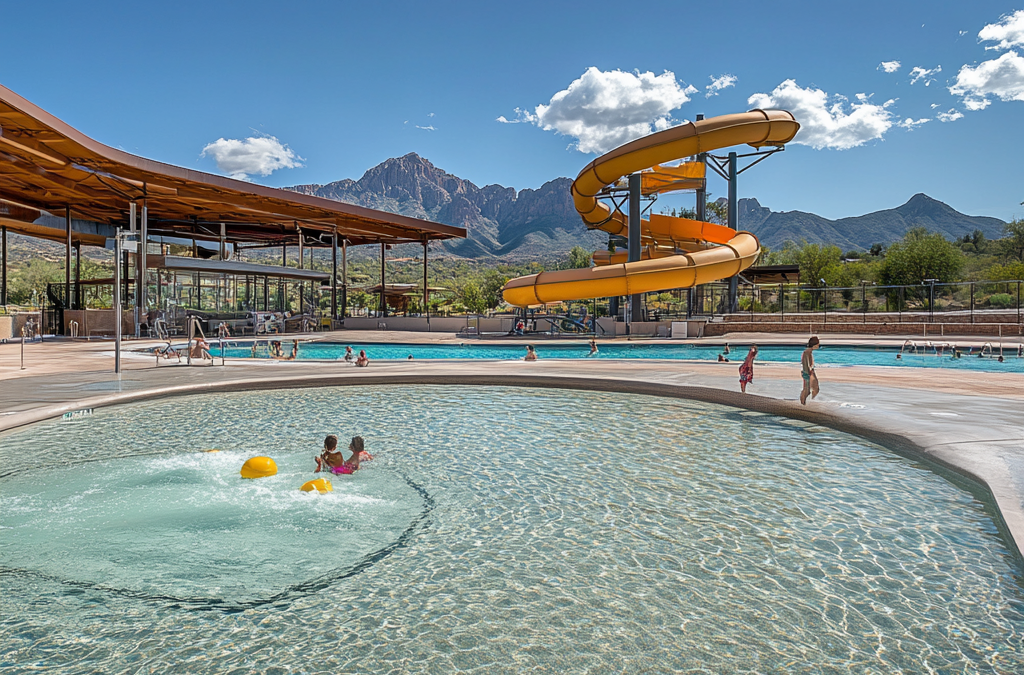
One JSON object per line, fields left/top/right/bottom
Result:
{"left": 0, "top": 84, "right": 465, "bottom": 247}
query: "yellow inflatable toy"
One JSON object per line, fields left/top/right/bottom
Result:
{"left": 300, "top": 478, "right": 333, "bottom": 494}
{"left": 240, "top": 456, "right": 278, "bottom": 479}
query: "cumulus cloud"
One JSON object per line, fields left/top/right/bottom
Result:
{"left": 897, "top": 117, "right": 930, "bottom": 129}
{"left": 200, "top": 135, "right": 303, "bottom": 181}
{"left": 936, "top": 108, "right": 964, "bottom": 122}
{"left": 878, "top": 60, "right": 901, "bottom": 73}
{"left": 979, "top": 9, "right": 1024, "bottom": 50}
{"left": 508, "top": 67, "right": 696, "bottom": 154}
{"left": 949, "top": 50, "right": 1024, "bottom": 108}
{"left": 706, "top": 74, "right": 737, "bottom": 97}
{"left": 747, "top": 79, "right": 894, "bottom": 150}
{"left": 909, "top": 65, "right": 941, "bottom": 85}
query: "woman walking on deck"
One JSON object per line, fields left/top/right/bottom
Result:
{"left": 738, "top": 345, "right": 757, "bottom": 393}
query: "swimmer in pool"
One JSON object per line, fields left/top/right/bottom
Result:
{"left": 800, "top": 336, "right": 820, "bottom": 405}
{"left": 315, "top": 434, "right": 343, "bottom": 473}
{"left": 588, "top": 339, "right": 598, "bottom": 356}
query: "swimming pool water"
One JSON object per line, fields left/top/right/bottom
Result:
{"left": 1, "top": 386, "right": 1021, "bottom": 673}
{"left": 217, "top": 340, "right": 1024, "bottom": 373}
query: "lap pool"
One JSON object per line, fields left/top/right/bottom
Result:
{"left": 1, "top": 386, "right": 1021, "bottom": 672}
{"left": 215, "top": 340, "right": 1024, "bottom": 373}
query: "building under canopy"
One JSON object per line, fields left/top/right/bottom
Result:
{"left": 0, "top": 84, "right": 465, "bottom": 335}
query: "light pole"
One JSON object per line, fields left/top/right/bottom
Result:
{"left": 924, "top": 278, "right": 938, "bottom": 323}
{"left": 820, "top": 278, "right": 827, "bottom": 325}
{"left": 859, "top": 280, "right": 874, "bottom": 323}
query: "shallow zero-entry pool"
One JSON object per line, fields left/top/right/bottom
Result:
{"left": 215, "top": 340, "right": 1024, "bottom": 373}
{"left": 1, "top": 386, "right": 1022, "bottom": 673}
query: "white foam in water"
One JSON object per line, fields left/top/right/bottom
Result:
{"left": 1, "top": 386, "right": 1022, "bottom": 673}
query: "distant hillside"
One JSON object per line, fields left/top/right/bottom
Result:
{"left": 730, "top": 194, "right": 1006, "bottom": 251}
{"left": 287, "top": 153, "right": 604, "bottom": 260}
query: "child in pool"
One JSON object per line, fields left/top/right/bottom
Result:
{"left": 315, "top": 435, "right": 371, "bottom": 474}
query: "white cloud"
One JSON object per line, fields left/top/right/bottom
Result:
{"left": 428, "top": 112, "right": 435, "bottom": 117}
{"left": 706, "top": 74, "right": 737, "bottom": 97}
{"left": 936, "top": 108, "right": 964, "bottom": 122}
{"left": 909, "top": 65, "right": 941, "bottom": 85}
{"left": 415, "top": 125, "right": 436, "bottom": 131}
{"left": 949, "top": 50, "right": 1024, "bottom": 108}
{"left": 747, "top": 79, "right": 894, "bottom": 150}
{"left": 200, "top": 135, "right": 303, "bottom": 181}
{"left": 930, "top": 103, "right": 940, "bottom": 108}
{"left": 510, "top": 67, "right": 696, "bottom": 154}
{"left": 979, "top": 9, "right": 1024, "bottom": 50}
{"left": 878, "top": 60, "right": 901, "bottom": 73}
{"left": 897, "top": 117, "right": 930, "bottom": 129}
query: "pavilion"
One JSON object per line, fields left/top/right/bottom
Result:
{"left": 0, "top": 84, "right": 465, "bottom": 337}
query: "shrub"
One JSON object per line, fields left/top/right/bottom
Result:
{"left": 988, "top": 293, "right": 1015, "bottom": 308}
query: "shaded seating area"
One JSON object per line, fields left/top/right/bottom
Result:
{"left": 0, "top": 84, "right": 465, "bottom": 340}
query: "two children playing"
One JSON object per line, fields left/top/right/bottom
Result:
{"left": 314, "top": 434, "right": 374, "bottom": 475}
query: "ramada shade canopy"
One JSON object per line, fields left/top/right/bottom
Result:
{"left": 0, "top": 84, "right": 465, "bottom": 249}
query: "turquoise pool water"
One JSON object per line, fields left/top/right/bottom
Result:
{"left": 217, "top": 340, "right": 1024, "bottom": 372}
{"left": 1, "top": 386, "right": 1021, "bottom": 673}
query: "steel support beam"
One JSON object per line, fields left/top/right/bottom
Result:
{"left": 140, "top": 203, "right": 148, "bottom": 328}
{"left": 628, "top": 172, "right": 643, "bottom": 326}
{"left": 379, "top": 242, "right": 387, "bottom": 318}
{"left": 727, "top": 151, "right": 738, "bottom": 313}
{"left": 423, "top": 240, "right": 429, "bottom": 324}
{"left": 341, "top": 239, "right": 348, "bottom": 319}
{"left": 331, "top": 229, "right": 338, "bottom": 321}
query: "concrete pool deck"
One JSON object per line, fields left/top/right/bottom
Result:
{"left": 1, "top": 332, "right": 1022, "bottom": 563}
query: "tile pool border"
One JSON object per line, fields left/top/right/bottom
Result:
{"left": 2, "top": 367, "right": 1021, "bottom": 567}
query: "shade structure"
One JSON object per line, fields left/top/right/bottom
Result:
{"left": 0, "top": 84, "right": 465, "bottom": 248}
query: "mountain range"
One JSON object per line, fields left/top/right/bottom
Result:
{"left": 287, "top": 153, "right": 1007, "bottom": 258}
{"left": 3, "top": 153, "right": 1008, "bottom": 265}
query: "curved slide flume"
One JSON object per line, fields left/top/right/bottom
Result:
{"left": 501, "top": 109, "right": 800, "bottom": 306}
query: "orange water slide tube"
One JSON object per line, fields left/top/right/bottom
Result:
{"left": 501, "top": 110, "right": 799, "bottom": 306}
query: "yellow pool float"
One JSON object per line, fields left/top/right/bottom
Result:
{"left": 240, "top": 456, "right": 278, "bottom": 479}
{"left": 300, "top": 478, "right": 333, "bottom": 494}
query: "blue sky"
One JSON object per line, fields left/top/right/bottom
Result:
{"left": 3, "top": 1, "right": 1023, "bottom": 222}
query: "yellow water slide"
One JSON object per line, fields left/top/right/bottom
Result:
{"left": 501, "top": 109, "right": 799, "bottom": 306}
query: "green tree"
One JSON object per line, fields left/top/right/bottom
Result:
{"left": 995, "top": 219, "right": 1024, "bottom": 262}
{"left": 458, "top": 280, "right": 488, "bottom": 314}
{"left": 567, "top": 245, "right": 592, "bottom": 269}
{"left": 879, "top": 227, "right": 965, "bottom": 286}
{"left": 869, "top": 243, "right": 885, "bottom": 257}
{"left": 794, "top": 243, "right": 843, "bottom": 288}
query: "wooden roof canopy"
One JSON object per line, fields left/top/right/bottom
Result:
{"left": 0, "top": 84, "right": 465, "bottom": 248}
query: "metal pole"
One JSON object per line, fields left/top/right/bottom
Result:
{"left": 297, "top": 227, "right": 304, "bottom": 316}
{"left": 65, "top": 206, "right": 72, "bottom": 327}
{"left": 281, "top": 245, "right": 287, "bottom": 312}
{"left": 219, "top": 222, "right": 226, "bottom": 260}
{"left": 780, "top": 283, "right": 784, "bottom": 322}
{"left": 331, "top": 229, "right": 338, "bottom": 321}
{"left": 74, "top": 242, "right": 81, "bottom": 309}
{"left": 695, "top": 114, "right": 706, "bottom": 222}
{"left": 129, "top": 202, "right": 140, "bottom": 338}
{"left": 341, "top": 239, "right": 348, "bottom": 319}
{"left": 627, "top": 172, "right": 642, "bottom": 327}
{"left": 140, "top": 203, "right": 148, "bottom": 333}
{"left": 862, "top": 283, "right": 867, "bottom": 324}
{"left": 1, "top": 225, "right": 6, "bottom": 306}
{"left": 114, "top": 232, "right": 122, "bottom": 373}
{"left": 971, "top": 282, "right": 975, "bottom": 324}
{"left": 423, "top": 240, "right": 429, "bottom": 323}
{"left": 379, "top": 242, "right": 387, "bottom": 318}
{"left": 727, "top": 151, "right": 738, "bottom": 313}
{"left": 1018, "top": 281, "right": 1021, "bottom": 325}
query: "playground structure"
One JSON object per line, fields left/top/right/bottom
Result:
{"left": 501, "top": 110, "right": 800, "bottom": 319}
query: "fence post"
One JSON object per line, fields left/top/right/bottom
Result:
{"left": 1018, "top": 280, "right": 1021, "bottom": 325}
{"left": 970, "top": 282, "right": 975, "bottom": 324}
{"left": 780, "top": 283, "right": 784, "bottom": 323}
{"left": 898, "top": 286, "right": 903, "bottom": 323}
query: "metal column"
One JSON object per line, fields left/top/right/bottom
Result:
{"left": 65, "top": 207, "right": 72, "bottom": 320}
{"left": 74, "top": 242, "right": 81, "bottom": 309}
{"left": 113, "top": 231, "right": 122, "bottom": 373}
{"left": 627, "top": 172, "right": 642, "bottom": 326}
{"left": 379, "top": 242, "right": 387, "bottom": 318}
{"left": 341, "top": 239, "right": 348, "bottom": 319}
{"left": 331, "top": 229, "right": 338, "bottom": 321}
{"left": 727, "top": 151, "right": 738, "bottom": 313}
{"left": 422, "top": 240, "right": 429, "bottom": 321}
{"left": 140, "top": 204, "right": 148, "bottom": 329}
{"left": 297, "top": 227, "right": 304, "bottom": 315}
{"left": 1, "top": 225, "right": 6, "bottom": 306}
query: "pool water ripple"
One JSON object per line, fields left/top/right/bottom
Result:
{"left": 1, "top": 386, "right": 1022, "bottom": 673}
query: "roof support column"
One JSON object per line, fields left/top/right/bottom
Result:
{"left": 140, "top": 202, "right": 148, "bottom": 330}
{"left": 297, "top": 226, "right": 304, "bottom": 318}
{"left": 219, "top": 222, "right": 226, "bottom": 260}
{"left": 331, "top": 228, "right": 338, "bottom": 321}
{"left": 423, "top": 240, "right": 429, "bottom": 326}
{"left": 341, "top": 239, "right": 348, "bottom": 319}
{"left": 114, "top": 228, "right": 122, "bottom": 373}
{"left": 65, "top": 206, "right": 72, "bottom": 323}
{"left": 1, "top": 226, "right": 6, "bottom": 306}
{"left": 129, "top": 202, "right": 139, "bottom": 338}
{"left": 379, "top": 242, "right": 387, "bottom": 318}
